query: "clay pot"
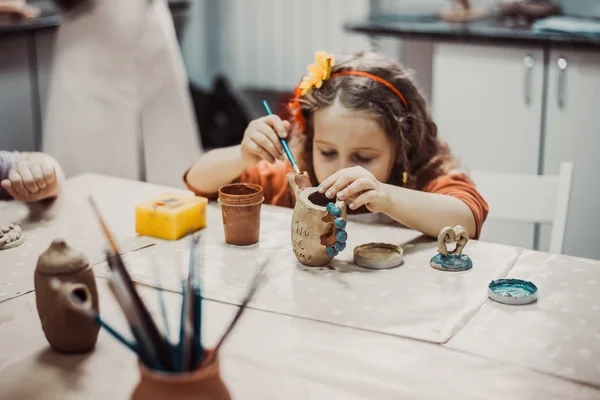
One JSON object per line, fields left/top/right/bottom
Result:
{"left": 34, "top": 238, "right": 100, "bottom": 353}
{"left": 218, "top": 183, "right": 264, "bottom": 246}
{"left": 131, "top": 352, "right": 231, "bottom": 400}
{"left": 287, "top": 173, "right": 348, "bottom": 267}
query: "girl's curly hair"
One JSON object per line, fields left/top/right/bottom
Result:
{"left": 290, "top": 51, "right": 457, "bottom": 190}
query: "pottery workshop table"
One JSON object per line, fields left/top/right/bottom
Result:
{"left": 0, "top": 173, "right": 599, "bottom": 399}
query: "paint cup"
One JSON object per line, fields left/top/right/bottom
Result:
{"left": 130, "top": 352, "right": 231, "bottom": 400}
{"left": 218, "top": 183, "right": 264, "bottom": 246}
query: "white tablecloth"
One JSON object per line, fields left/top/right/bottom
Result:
{"left": 446, "top": 249, "right": 600, "bottom": 387}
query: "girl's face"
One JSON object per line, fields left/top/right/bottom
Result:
{"left": 312, "top": 102, "right": 396, "bottom": 184}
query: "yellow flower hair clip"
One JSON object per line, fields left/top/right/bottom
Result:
{"left": 298, "top": 51, "right": 335, "bottom": 96}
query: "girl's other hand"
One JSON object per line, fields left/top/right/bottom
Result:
{"left": 318, "top": 166, "right": 391, "bottom": 213}
{"left": 240, "top": 116, "right": 290, "bottom": 167}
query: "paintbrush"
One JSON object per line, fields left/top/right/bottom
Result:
{"left": 106, "top": 254, "right": 163, "bottom": 369}
{"left": 191, "top": 239, "right": 204, "bottom": 368}
{"left": 203, "top": 259, "right": 268, "bottom": 366}
{"left": 49, "top": 278, "right": 140, "bottom": 356}
{"left": 261, "top": 100, "right": 301, "bottom": 174}
{"left": 89, "top": 197, "right": 172, "bottom": 370}
{"left": 178, "top": 235, "right": 200, "bottom": 371}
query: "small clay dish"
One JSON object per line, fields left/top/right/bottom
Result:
{"left": 353, "top": 243, "right": 403, "bottom": 270}
{"left": 488, "top": 278, "right": 538, "bottom": 305}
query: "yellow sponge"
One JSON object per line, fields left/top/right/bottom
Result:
{"left": 135, "top": 193, "right": 208, "bottom": 240}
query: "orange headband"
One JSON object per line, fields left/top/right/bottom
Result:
{"left": 331, "top": 71, "right": 409, "bottom": 109}
{"left": 289, "top": 70, "right": 409, "bottom": 132}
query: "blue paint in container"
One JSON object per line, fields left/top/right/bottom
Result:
{"left": 430, "top": 253, "right": 473, "bottom": 272}
{"left": 488, "top": 278, "right": 538, "bottom": 305}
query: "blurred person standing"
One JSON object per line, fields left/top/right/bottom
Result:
{"left": 43, "top": 0, "right": 202, "bottom": 187}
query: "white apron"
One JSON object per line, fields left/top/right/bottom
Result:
{"left": 43, "top": 0, "right": 202, "bottom": 188}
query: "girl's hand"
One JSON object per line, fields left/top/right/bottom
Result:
{"left": 1, "top": 160, "right": 59, "bottom": 203}
{"left": 318, "top": 166, "right": 391, "bottom": 213}
{"left": 240, "top": 116, "right": 291, "bottom": 167}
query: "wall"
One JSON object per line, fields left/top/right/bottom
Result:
{"left": 181, "top": 0, "right": 373, "bottom": 91}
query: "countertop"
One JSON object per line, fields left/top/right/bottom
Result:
{"left": 0, "top": 0, "right": 190, "bottom": 35}
{"left": 346, "top": 17, "right": 600, "bottom": 50}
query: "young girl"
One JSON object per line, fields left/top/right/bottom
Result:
{"left": 185, "top": 51, "right": 488, "bottom": 239}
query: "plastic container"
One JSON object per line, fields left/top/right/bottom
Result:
{"left": 218, "top": 183, "right": 264, "bottom": 246}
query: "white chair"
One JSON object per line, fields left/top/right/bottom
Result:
{"left": 469, "top": 162, "right": 573, "bottom": 254}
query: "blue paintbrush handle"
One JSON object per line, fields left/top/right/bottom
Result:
{"left": 262, "top": 100, "right": 301, "bottom": 173}
{"left": 92, "top": 312, "right": 140, "bottom": 356}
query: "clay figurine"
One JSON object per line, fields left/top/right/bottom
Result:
{"left": 440, "top": 0, "right": 487, "bottom": 23}
{"left": 0, "top": 223, "right": 25, "bottom": 250}
{"left": 288, "top": 172, "right": 349, "bottom": 267}
{"left": 430, "top": 225, "right": 473, "bottom": 272}
{"left": 34, "top": 238, "right": 100, "bottom": 353}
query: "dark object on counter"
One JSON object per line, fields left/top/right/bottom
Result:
{"left": 498, "top": 1, "right": 561, "bottom": 23}
{"left": 51, "top": 0, "right": 92, "bottom": 13}
{"left": 190, "top": 76, "right": 250, "bottom": 149}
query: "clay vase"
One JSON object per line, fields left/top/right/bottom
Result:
{"left": 218, "top": 183, "right": 264, "bottom": 246}
{"left": 131, "top": 351, "right": 231, "bottom": 400}
{"left": 34, "top": 238, "right": 100, "bottom": 353}
{"left": 287, "top": 172, "right": 347, "bottom": 267}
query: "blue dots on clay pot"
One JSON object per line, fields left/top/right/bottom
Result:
{"left": 334, "top": 217, "right": 346, "bottom": 229}
{"left": 325, "top": 202, "right": 348, "bottom": 258}
{"left": 335, "top": 230, "right": 348, "bottom": 243}
{"left": 326, "top": 246, "right": 338, "bottom": 257}
{"left": 326, "top": 203, "right": 342, "bottom": 217}
{"left": 334, "top": 242, "right": 346, "bottom": 252}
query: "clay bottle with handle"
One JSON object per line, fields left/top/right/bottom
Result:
{"left": 287, "top": 172, "right": 349, "bottom": 267}
{"left": 34, "top": 238, "right": 100, "bottom": 353}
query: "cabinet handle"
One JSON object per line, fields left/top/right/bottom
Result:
{"left": 557, "top": 56, "right": 568, "bottom": 109}
{"left": 523, "top": 54, "right": 535, "bottom": 106}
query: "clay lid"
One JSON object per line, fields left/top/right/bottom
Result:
{"left": 36, "top": 238, "right": 89, "bottom": 275}
{"left": 353, "top": 243, "right": 403, "bottom": 270}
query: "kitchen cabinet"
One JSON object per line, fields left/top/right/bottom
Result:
{"left": 540, "top": 49, "right": 600, "bottom": 260}
{"left": 432, "top": 43, "right": 545, "bottom": 249}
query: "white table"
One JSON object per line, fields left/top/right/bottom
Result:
{"left": 0, "top": 174, "right": 598, "bottom": 399}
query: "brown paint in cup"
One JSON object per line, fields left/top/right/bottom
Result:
{"left": 218, "top": 183, "right": 264, "bottom": 246}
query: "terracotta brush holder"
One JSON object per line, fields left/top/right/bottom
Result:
{"left": 288, "top": 172, "right": 348, "bottom": 267}
{"left": 218, "top": 183, "right": 264, "bottom": 246}
{"left": 34, "top": 238, "right": 100, "bottom": 353}
{"left": 131, "top": 352, "right": 231, "bottom": 400}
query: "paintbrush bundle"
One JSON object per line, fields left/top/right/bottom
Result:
{"left": 88, "top": 197, "right": 267, "bottom": 375}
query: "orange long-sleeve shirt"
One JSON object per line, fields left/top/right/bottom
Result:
{"left": 184, "top": 161, "right": 488, "bottom": 239}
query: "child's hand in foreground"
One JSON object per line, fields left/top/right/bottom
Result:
{"left": 1, "top": 160, "right": 59, "bottom": 203}
{"left": 318, "top": 166, "right": 391, "bottom": 213}
{"left": 241, "top": 116, "right": 290, "bottom": 167}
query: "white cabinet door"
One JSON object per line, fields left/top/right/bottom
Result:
{"left": 0, "top": 36, "right": 36, "bottom": 152}
{"left": 541, "top": 49, "right": 600, "bottom": 260}
{"left": 432, "top": 43, "right": 545, "bottom": 249}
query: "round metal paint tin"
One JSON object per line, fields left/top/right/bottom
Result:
{"left": 488, "top": 278, "right": 538, "bottom": 305}
{"left": 353, "top": 243, "right": 403, "bottom": 270}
